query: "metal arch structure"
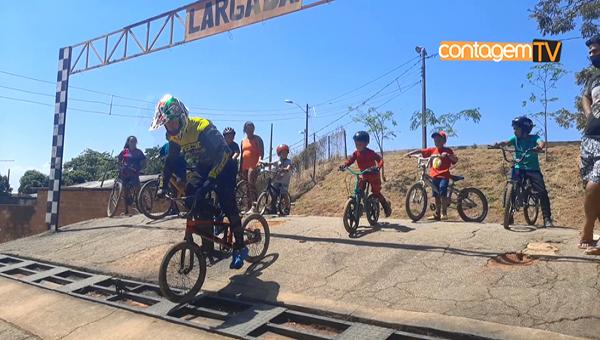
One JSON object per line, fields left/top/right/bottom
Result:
{"left": 46, "top": 0, "right": 333, "bottom": 231}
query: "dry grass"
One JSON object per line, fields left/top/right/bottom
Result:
{"left": 291, "top": 144, "right": 586, "bottom": 229}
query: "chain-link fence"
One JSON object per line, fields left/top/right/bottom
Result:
{"left": 288, "top": 128, "right": 347, "bottom": 199}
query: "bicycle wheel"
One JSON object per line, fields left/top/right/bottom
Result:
{"left": 137, "top": 179, "right": 174, "bottom": 220}
{"left": 343, "top": 198, "right": 359, "bottom": 234}
{"left": 256, "top": 191, "right": 272, "bottom": 215}
{"left": 235, "top": 180, "right": 250, "bottom": 214}
{"left": 524, "top": 194, "right": 539, "bottom": 226}
{"left": 243, "top": 213, "right": 270, "bottom": 263}
{"left": 457, "top": 187, "right": 489, "bottom": 223}
{"left": 366, "top": 194, "right": 380, "bottom": 226}
{"left": 158, "top": 241, "right": 206, "bottom": 303}
{"left": 503, "top": 184, "right": 515, "bottom": 230}
{"left": 107, "top": 180, "right": 123, "bottom": 217}
{"left": 277, "top": 192, "right": 292, "bottom": 216}
{"left": 405, "top": 183, "right": 428, "bottom": 222}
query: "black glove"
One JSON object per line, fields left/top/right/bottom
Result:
{"left": 338, "top": 165, "right": 347, "bottom": 171}
{"left": 197, "top": 177, "right": 217, "bottom": 199}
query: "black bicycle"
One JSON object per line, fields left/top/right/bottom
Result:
{"left": 107, "top": 164, "right": 142, "bottom": 217}
{"left": 489, "top": 145, "right": 541, "bottom": 229}
{"left": 255, "top": 165, "right": 292, "bottom": 216}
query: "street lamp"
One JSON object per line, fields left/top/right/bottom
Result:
{"left": 285, "top": 99, "right": 310, "bottom": 149}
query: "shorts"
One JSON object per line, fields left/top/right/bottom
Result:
{"left": 432, "top": 178, "right": 449, "bottom": 198}
{"left": 273, "top": 182, "right": 289, "bottom": 194}
{"left": 580, "top": 136, "right": 600, "bottom": 185}
{"left": 120, "top": 175, "right": 140, "bottom": 187}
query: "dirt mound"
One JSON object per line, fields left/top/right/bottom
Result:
{"left": 291, "top": 144, "right": 585, "bottom": 229}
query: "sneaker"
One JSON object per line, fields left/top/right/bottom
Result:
{"left": 427, "top": 214, "right": 441, "bottom": 221}
{"left": 543, "top": 218, "right": 554, "bottom": 228}
{"left": 230, "top": 247, "right": 249, "bottom": 269}
{"left": 382, "top": 200, "right": 392, "bottom": 217}
{"left": 440, "top": 214, "right": 449, "bottom": 221}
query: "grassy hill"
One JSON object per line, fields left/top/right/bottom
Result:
{"left": 290, "top": 143, "right": 585, "bottom": 229}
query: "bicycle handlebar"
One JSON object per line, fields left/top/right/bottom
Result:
{"left": 488, "top": 145, "right": 543, "bottom": 164}
{"left": 340, "top": 167, "right": 379, "bottom": 176}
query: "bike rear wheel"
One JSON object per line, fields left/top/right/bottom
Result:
{"left": 343, "top": 198, "right": 359, "bottom": 234}
{"left": 243, "top": 214, "right": 270, "bottom": 263}
{"left": 503, "top": 184, "right": 515, "bottom": 230}
{"left": 138, "top": 179, "right": 174, "bottom": 220}
{"left": 107, "top": 180, "right": 123, "bottom": 217}
{"left": 235, "top": 180, "right": 250, "bottom": 214}
{"left": 524, "top": 194, "right": 540, "bottom": 226}
{"left": 278, "top": 192, "right": 292, "bottom": 216}
{"left": 366, "top": 194, "right": 380, "bottom": 226}
{"left": 159, "top": 241, "right": 206, "bottom": 303}
{"left": 457, "top": 187, "right": 488, "bottom": 223}
{"left": 405, "top": 183, "right": 428, "bottom": 222}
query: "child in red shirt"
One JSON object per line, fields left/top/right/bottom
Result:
{"left": 406, "top": 131, "right": 458, "bottom": 221}
{"left": 340, "top": 131, "right": 392, "bottom": 217}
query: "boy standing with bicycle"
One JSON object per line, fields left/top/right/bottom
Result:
{"left": 407, "top": 131, "right": 458, "bottom": 221}
{"left": 339, "top": 131, "right": 392, "bottom": 217}
{"left": 492, "top": 116, "right": 553, "bottom": 228}
{"left": 262, "top": 144, "right": 293, "bottom": 214}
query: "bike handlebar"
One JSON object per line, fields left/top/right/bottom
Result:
{"left": 339, "top": 167, "right": 379, "bottom": 176}
{"left": 488, "top": 145, "right": 543, "bottom": 164}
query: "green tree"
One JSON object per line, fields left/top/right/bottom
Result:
{"left": 354, "top": 108, "right": 398, "bottom": 180}
{"left": 62, "top": 149, "right": 118, "bottom": 186}
{"left": 0, "top": 175, "right": 12, "bottom": 197}
{"left": 522, "top": 63, "right": 571, "bottom": 157}
{"left": 144, "top": 145, "right": 164, "bottom": 175}
{"left": 409, "top": 108, "right": 482, "bottom": 138}
{"left": 530, "top": 0, "right": 599, "bottom": 129}
{"left": 530, "top": 0, "right": 599, "bottom": 38}
{"left": 18, "top": 170, "right": 49, "bottom": 194}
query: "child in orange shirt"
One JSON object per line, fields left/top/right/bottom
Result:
{"left": 406, "top": 131, "right": 458, "bottom": 220}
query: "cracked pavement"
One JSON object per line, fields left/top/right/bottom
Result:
{"left": 1, "top": 214, "right": 598, "bottom": 339}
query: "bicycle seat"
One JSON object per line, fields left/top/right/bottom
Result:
{"left": 451, "top": 175, "right": 464, "bottom": 182}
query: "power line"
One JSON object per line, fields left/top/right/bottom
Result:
{"left": 314, "top": 55, "right": 420, "bottom": 106}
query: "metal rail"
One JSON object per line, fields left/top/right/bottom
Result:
{"left": 0, "top": 253, "right": 489, "bottom": 340}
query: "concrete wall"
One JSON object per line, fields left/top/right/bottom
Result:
{"left": 0, "top": 188, "right": 126, "bottom": 243}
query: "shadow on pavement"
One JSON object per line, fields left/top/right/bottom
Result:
{"left": 270, "top": 233, "right": 600, "bottom": 264}
{"left": 507, "top": 225, "right": 537, "bottom": 233}
{"left": 59, "top": 224, "right": 177, "bottom": 233}
{"left": 218, "top": 253, "right": 281, "bottom": 304}
{"left": 350, "top": 222, "right": 415, "bottom": 239}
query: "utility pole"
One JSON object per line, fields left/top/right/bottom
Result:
{"left": 269, "top": 123, "right": 274, "bottom": 165}
{"left": 416, "top": 46, "right": 427, "bottom": 148}
{"left": 305, "top": 104, "right": 309, "bottom": 150}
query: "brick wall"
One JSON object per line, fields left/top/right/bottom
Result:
{"left": 0, "top": 188, "right": 127, "bottom": 243}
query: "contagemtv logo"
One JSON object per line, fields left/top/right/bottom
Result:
{"left": 439, "top": 40, "right": 562, "bottom": 62}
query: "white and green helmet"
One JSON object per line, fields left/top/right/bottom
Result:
{"left": 149, "top": 94, "right": 189, "bottom": 134}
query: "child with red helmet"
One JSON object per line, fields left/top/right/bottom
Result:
{"left": 406, "top": 131, "right": 458, "bottom": 221}
{"left": 340, "top": 131, "right": 392, "bottom": 217}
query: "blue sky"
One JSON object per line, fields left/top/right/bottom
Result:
{"left": 0, "top": 0, "right": 593, "bottom": 190}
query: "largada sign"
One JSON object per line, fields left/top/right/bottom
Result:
{"left": 186, "top": 0, "right": 302, "bottom": 42}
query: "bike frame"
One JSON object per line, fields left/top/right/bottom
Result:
{"left": 492, "top": 146, "right": 538, "bottom": 209}
{"left": 344, "top": 167, "right": 376, "bottom": 220}
{"left": 413, "top": 156, "right": 459, "bottom": 205}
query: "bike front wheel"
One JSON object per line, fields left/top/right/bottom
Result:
{"left": 235, "top": 180, "right": 250, "bottom": 215}
{"left": 243, "top": 213, "right": 270, "bottom": 263}
{"left": 366, "top": 194, "right": 380, "bottom": 226}
{"left": 138, "top": 179, "right": 174, "bottom": 220}
{"left": 503, "top": 184, "right": 515, "bottom": 230}
{"left": 343, "top": 198, "right": 359, "bottom": 234}
{"left": 524, "top": 194, "right": 539, "bottom": 226}
{"left": 107, "top": 180, "right": 123, "bottom": 217}
{"left": 457, "top": 187, "right": 489, "bottom": 223}
{"left": 159, "top": 241, "right": 206, "bottom": 303}
{"left": 405, "top": 183, "right": 428, "bottom": 222}
{"left": 256, "top": 192, "right": 272, "bottom": 215}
